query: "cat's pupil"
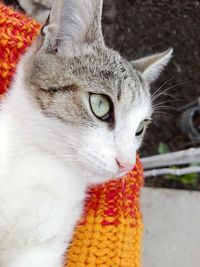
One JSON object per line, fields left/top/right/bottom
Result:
{"left": 99, "top": 100, "right": 103, "bottom": 108}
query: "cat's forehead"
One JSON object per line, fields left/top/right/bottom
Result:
{"left": 29, "top": 46, "right": 149, "bottom": 107}
{"left": 68, "top": 48, "right": 149, "bottom": 104}
{"left": 69, "top": 48, "right": 140, "bottom": 81}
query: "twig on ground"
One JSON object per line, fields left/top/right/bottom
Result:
{"left": 142, "top": 148, "right": 200, "bottom": 169}
{"left": 144, "top": 166, "right": 200, "bottom": 177}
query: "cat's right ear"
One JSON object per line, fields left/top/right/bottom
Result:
{"left": 36, "top": 0, "right": 104, "bottom": 53}
{"left": 131, "top": 48, "right": 173, "bottom": 84}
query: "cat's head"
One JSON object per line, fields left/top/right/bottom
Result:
{"left": 23, "top": 0, "right": 172, "bottom": 184}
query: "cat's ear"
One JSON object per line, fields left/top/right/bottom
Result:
{"left": 131, "top": 48, "right": 173, "bottom": 84}
{"left": 37, "top": 0, "right": 104, "bottom": 52}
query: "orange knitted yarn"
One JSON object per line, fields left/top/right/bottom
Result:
{"left": 66, "top": 159, "right": 143, "bottom": 267}
{"left": 0, "top": 4, "right": 143, "bottom": 267}
{"left": 0, "top": 4, "right": 40, "bottom": 94}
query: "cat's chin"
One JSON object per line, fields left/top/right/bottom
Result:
{"left": 83, "top": 169, "right": 131, "bottom": 185}
{"left": 80, "top": 170, "right": 115, "bottom": 185}
{"left": 115, "top": 170, "right": 130, "bottom": 179}
{"left": 107, "top": 166, "right": 135, "bottom": 181}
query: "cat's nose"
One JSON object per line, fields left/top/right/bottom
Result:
{"left": 116, "top": 158, "right": 135, "bottom": 172}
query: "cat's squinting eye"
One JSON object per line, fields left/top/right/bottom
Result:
{"left": 136, "top": 119, "right": 151, "bottom": 137}
{"left": 89, "top": 93, "right": 112, "bottom": 121}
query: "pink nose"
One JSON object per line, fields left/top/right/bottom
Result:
{"left": 116, "top": 158, "right": 134, "bottom": 172}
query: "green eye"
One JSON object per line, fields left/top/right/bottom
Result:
{"left": 90, "top": 94, "right": 111, "bottom": 120}
{"left": 136, "top": 121, "right": 145, "bottom": 136}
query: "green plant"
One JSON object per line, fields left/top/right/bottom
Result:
{"left": 158, "top": 142, "right": 170, "bottom": 155}
{"left": 165, "top": 165, "right": 199, "bottom": 186}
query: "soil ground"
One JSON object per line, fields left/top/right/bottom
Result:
{"left": 3, "top": 0, "right": 200, "bottom": 190}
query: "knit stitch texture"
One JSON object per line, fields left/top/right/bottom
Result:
{"left": 0, "top": 4, "right": 143, "bottom": 266}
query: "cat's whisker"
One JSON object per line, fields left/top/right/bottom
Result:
{"left": 153, "top": 105, "right": 179, "bottom": 111}
{"left": 35, "top": 154, "right": 83, "bottom": 163}
{"left": 153, "top": 104, "right": 178, "bottom": 111}
{"left": 151, "top": 73, "right": 178, "bottom": 100}
{"left": 159, "top": 92, "right": 175, "bottom": 98}
{"left": 153, "top": 111, "right": 176, "bottom": 118}
{"left": 153, "top": 98, "right": 188, "bottom": 107}
{"left": 42, "top": 154, "right": 77, "bottom": 159}
{"left": 151, "top": 80, "right": 192, "bottom": 102}
{"left": 152, "top": 99, "right": 180, "bottom": 107}
{"left": 78, "top": 152, "right": 111, "bottom": 173}
{"left": 28, "top": 125, "right": 82, "bottom": 148}
{"left": 43, "top": 139, "right": 77, "bottom": 150}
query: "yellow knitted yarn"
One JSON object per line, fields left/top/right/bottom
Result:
{"left": 66, "top": 162, "right": 143, "bottom": 267}
{"left": 0, "top": 4, "right": 144, "bottom": 266}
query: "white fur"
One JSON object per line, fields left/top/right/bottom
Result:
{"left": 0, "top": 66, "right": 86, "bottom": 267}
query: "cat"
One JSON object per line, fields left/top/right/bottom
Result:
{"left": 0, "top": 0, "right": 172, "bottom": 266}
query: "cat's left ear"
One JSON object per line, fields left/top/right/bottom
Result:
{"left": 37, "top": 0, "right": 104, "bottom": 53}
{"left": 131, "top": 48, "right": 173, "bottom": 84}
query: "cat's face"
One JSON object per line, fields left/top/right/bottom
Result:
{"left": 24, "top": 0, "right": 172, "bottom": 183}
{"left": 26, "top": 48, "right": 152, "bottom": 183}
